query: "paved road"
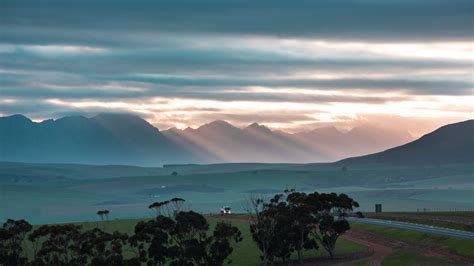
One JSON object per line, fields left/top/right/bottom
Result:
{"left": 348, "top": 217, "right": 474, "bottom": 240}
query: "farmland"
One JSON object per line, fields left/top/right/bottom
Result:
{"left": 1, "top": 162, "right": 473, "bottom": 224}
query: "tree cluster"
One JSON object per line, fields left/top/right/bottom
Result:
{"left": 129, "top": 211, "right": 242, "bottom": 266}
{"left": 248, "top": 190, "right": 359, "bottom": 265}
{"left": 0, "top": 200, "right": 242, "bottom": 266}
{"left": 149, "top": 197, "right": 186, "bottom": 217}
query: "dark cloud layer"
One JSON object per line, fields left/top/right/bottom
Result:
{"left": 2, "top": 0, "right": 473, "bottom": 43}
{"left": 0, "top": 0, "right": 472, "bottom": 130}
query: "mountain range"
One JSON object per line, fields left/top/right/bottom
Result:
{"left": 0, "top": 113, "right": 419, "bottom": 166}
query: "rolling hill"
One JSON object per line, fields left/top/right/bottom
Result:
{"left": 339, "top": 120, "right": 474, "bottom": 165}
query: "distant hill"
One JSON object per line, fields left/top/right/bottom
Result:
{"left": 0, "top": 113, "right": 414, "bottom": 165}
{"left": 338, "top": 120, "right": 474, "bottom": 165}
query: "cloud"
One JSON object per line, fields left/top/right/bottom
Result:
{"left": 1, "top": 0, "right": 472, "bottom": 134}
{"left": 2, "top": 0, "right": 472, "bottom": 43}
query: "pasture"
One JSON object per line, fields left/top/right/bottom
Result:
{"left": 1, "top": 162, "right": 473, "bottom": 224}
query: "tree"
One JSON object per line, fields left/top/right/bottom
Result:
{"left": 170, "top": 210, "right": 209, "bottom": 265}
{"left": 285, "top": 190, "right": 318, "bottom": 261}
{"left": 171, "top": 171, "right": 178, "bottom": 176}
{"left": 247, "top": 196, "right": 278, "bottom": 266}
{"left": 28, "top": 224, "right": 86, "bottom": 265}
{"left": 249, "top": 191, "right": 319, "bottom": 264}
{"left": 169, "top": 211, "right": 242, "bottom": 266}
{"left": 0, "top": 219, "right": 32, "bottom": 266}
{"left": 169, "top": 198, "right": 185, "bottom": 216}
{"left": 305, "top": 192, "right": 359, "bottom": 258}
{"left": 81, "top": 228, "right": 129, "bottom": 266}
{"left": 248, "top": 191, "right": 358, "bottom": 263}
{"left": 97, "top": 210, "right": 109, "bottom": 221}
{"left": 28, "top": 223, "right": 130, "bottom": 266}
{"left": 103, "top": 210, "right": 110, "bottom": 221}
{"left": 129, "top": 216, "right": 176, "bottom": 266}
{"left": 149, "top": 201, "right": 170, "bottom": 217}
{"left": 317, "top": 216, "right": 350, "bottom": 258}
{"left": 202, "top": 221, "right": 242, "bottom": 266}
{"left": 130, "top": 210, "right": 242, "bottom": 266}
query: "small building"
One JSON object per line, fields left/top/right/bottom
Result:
{"left": 375, "top": 204, "right": 382, "bottom": 213}
{"left": 220, "top": 206, "right": 232, "bottom": 215}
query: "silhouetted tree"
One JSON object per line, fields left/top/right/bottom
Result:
{"left": 169, "top": 198, "right": 185, "bottom": 216}
{"left": 249, "top": 191, "right": 358, "bottom": 263}
{"left": 247, "top": 196, "right": 278, "bottom": 266}
{"left": 97, "top": 210, "right": 106, "bottom": 221}
{"left": 170, "top": 211, "right": 242, "bottom": 266}
{"left": 29, "top": 223, "right": 130, "bottom": 266}
{"left": 129, "top": 216, "right": 176, "bottom": 266}
{"left": 129, "top": 209, "right": 242, "bottom": 266}
{"left": 81, "top": 228, "right": 129, "bottom": 266}
{"left": 202, "top": 221, "right": 242, "bottom": 266}
{"left": 149, "top": 201, "right": 170, "bottom": 216}
{"left": 0, "top": 219, "right": 32, "bottom": 266}
{"left": 28, "top": 224, "right": 86, "bottom": 265}
{"left": 103, "top": 210, "right": 110, "bottom": 221}
{"left": 285, "top": 190, "right": 318, "bottom": 261}
{"left": 170, "top": 210, "right": 209, "bottom": 265}
{"left": 305, "top": 192, "right": 359, "bottom": 258}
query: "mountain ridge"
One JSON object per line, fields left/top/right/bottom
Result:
{"left": 338, "top": 119, "right": 474, "bottom": 165}
{"left": 1, "top": 113, "right": 416, "bottom": 165}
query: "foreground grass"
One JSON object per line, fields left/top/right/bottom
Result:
{"left": 382, "top": 251, "right": 463, "bottom": 266}
{"left": 350, "top": 222, "right": 474, "bottom": 258}
{"left": 24, "top": 217, "right": 366, "bottom": 266}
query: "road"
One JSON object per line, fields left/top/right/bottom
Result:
{"left": 348, "top": 217, "right": 474, "bottom": 240}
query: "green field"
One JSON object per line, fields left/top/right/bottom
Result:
{"left": 350, "top": 222, "right": 474, "bottom": 258}
{"left": 22, "top": 217, "right": 367, "bottom": 266}
{"left": 364, "top": 211, "right": 474, "bottom": 231}
{"left": 381, "top": 251, "right": 462, "bottom": 266}
{"left": 1, "top": 162, "right": 473, "bottom": 224}
{"left": 20, "top": 217, "right": 474, "bottom": 265}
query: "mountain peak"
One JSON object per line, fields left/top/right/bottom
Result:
{"left": 91, "top": 113, "right": 154, "bottom": 126}
{"left": 55, "top": 115, "right": 89, "bottom": 123}
{"left": 199, "top": 120, "right": 235, "bottom": 130}
{"left": 245, "top": 122, "right": 272, "bottom": 134}
{"left": 210, "top": 120, "right": 232, "bottom": 126}
{"left": 1, "top": 114, "right": 32, "bottom": 123}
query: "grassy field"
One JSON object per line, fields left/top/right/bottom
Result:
{"left": 381, "top": 251, "right": 463, "bottom": 266}
{"left": 19, "top": 215, "right": 474, "bottom": 265}
{"left": 350, "top": 222, "right": 474, "bottom": 258}
{"left": 2, "top": 162, "right": 473, "bottom": 224}
{"left": 364, "top": 211, "right": 474, "bottom": 232}
{"left": 23, "top": 217, "right": 367, "bottom": 266}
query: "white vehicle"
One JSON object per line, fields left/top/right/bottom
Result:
{"left": 220, "top": 206, "right": 232, "bottom": 215}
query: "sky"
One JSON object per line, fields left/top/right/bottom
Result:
{"left": 1, "top": 0, "right": 473, "bottom": 137}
